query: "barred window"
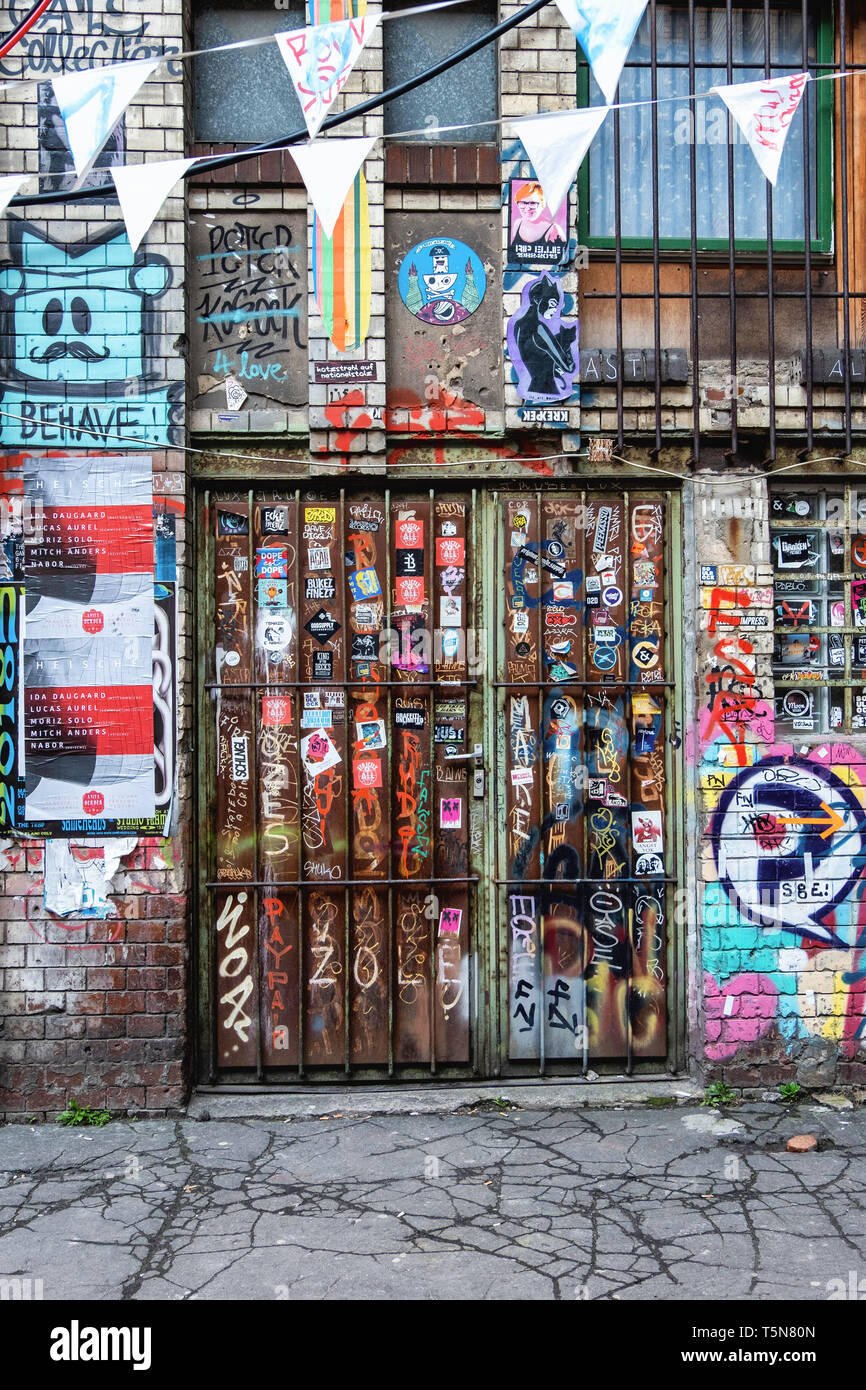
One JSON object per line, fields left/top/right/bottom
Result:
{"left": 579, "top": 2, "right": 833, "bottom": 252}
{"left": 771, "top": 485, "right": 866, "bottom": 736}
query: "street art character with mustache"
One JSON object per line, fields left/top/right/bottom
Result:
{"left": 0, "top": 222, "right": 170, "bottom": 393}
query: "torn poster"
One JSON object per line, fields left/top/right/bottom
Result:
{"left": 43, "top": 836, "right": 136, "bottom": 918}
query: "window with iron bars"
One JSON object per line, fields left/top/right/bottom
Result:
{"left": 771, "top": 483, "right": 866, "bottom": 736}
{"left": 577, "top": 0, "right": 834, "bottom": 253}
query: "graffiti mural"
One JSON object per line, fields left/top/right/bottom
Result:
{"left": 698, "top": 492, "right": 866, "bottom": 1066}
{"left": 189, "top": 213, "right": 308, "bottom": 419}
{"left": 0, "top": 221, "right": 181, "bottom": 447}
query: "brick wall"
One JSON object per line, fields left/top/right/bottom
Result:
{"left": 0, "top": 0, "right": 190, "bottom": 1119}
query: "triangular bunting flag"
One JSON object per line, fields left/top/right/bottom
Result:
{"left": 276, "top": 14, "right": 380, "bottom": 140}
{"left": 52, "top": 59, "right": 161, "bottom": 183}
{"left": 512, "top": 107, "right": 610, "bottom": 220}
{"left": 711, "top": 73, "right": 810, "bottom": 186}
{"left": 291, "top": 136, "right": 377, "bottom": 239}
{"left": 112, "top": 157, "right": 199, "bottom": 253}
{"left": 0, "top": 174, "right": 29, "bottom": 218}
{"left": 553, "top": 0, "right": 649, "bottom": 105}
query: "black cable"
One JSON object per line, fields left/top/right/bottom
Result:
{"left": 9, "top": 0, "right": 549, "bottom": 208}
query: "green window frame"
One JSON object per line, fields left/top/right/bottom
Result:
{"left": 576, "top": 2, "right": 834, "bottom": 255}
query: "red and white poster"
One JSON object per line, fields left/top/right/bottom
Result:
{"left": 22, "top": 456, "right": 156, "bottom": 823}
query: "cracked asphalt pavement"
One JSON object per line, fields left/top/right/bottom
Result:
{"left": 0, "top": 1101, "right": 863, "bottom": 1301}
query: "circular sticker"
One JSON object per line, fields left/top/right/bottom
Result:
{"left": 224, "top": 651, "right": 240, "bottom": 667}
{"left": 794, "top": 499, "right": 810, "bottom": 516}
{"left": 398, "top": 238, "right": 486, "bottom": 325}
{"left": 515, "top": 641, "right": 531, "bottom": 657}
{"left": 782, "top": 689, "right": 812, "bottom": 717}
{"left": 632, "top": 640, "right": 659, "bottom": 670}
{"left": 853, "top": 536, "right": 866, "bottom": 568}
{"left": 602, "top": 585, "right": 622, "bottom": 607}
{"left": 591, "top": 646, "right": 617, "bottom": 671}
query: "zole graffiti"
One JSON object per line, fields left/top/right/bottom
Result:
{"left": 0, "top": 221, "right": 182, "bottom": 447}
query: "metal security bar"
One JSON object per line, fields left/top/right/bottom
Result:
{"left": 202, "top": 486, "right": 480, "bottom": 1081}
{"left": 495, "top": 489, "right": 676, "bottom": 1076}
{"left": 578, "top": 0, "right": 861, "bottom": 461}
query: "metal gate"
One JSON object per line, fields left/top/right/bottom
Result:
{"left": 494, "top": 491, "right": 679, "bottom": 1073}
{"left": 196, "top": 484, "right": 682, "bottom": 1082}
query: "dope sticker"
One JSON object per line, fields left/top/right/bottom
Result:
{"left": 256, "top": 546, "right": 288, "bottom": 578}
{"left": 441, "top": 595, "right": 462, "bottom": 627}
{"left": 306, "top": 575, "right": 336, "bottom": 601}
{"left": 300, "top": 730, "right": 341, "bottom": 775}
{"left": 258, "top": 578, "right": 287, "bottom": 607}
{"left": 308, "top": 547, "right": 331, "bottom": 570}
{"left": 262, "top": 696, "right": 291, "bottom": 726}
{"left": 440, "top": 797, "right": 463, "bottom": 829}
{"left": 301, "top": 708, "right": 333, "bottom": 729}
{"left": 356, "top": 718, "right": 387, "bottom": 750}
{"left": 353, "top": 757, "right": 382, "bottom": 789}
{"left": 631, "top": 809, "right": 663, "bottom": 854}
{"left": 231, "top": 733, "right": 249, "bottom": 781}
{"left": 438, "top": 907, "right": 463, "bottom": 935}
{"left": 396, "top": 518, "right": 424, "bottom": 548}
{"left": 348, "top": 567, "right": 382, "bottom": 600}
{"left": 396, "top": 577, "right": 425, "bottom": 606}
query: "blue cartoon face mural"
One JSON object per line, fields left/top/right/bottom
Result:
{"left": 0, "top": 221, "right": 181, "bottom": 447}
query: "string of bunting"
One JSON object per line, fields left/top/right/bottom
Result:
{"left": 0, "top": 0, "right": 856, "bottom": 272}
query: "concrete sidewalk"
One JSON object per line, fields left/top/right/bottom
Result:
{"left": 0, "top": 1099, "right": 863, "bottom": 1301}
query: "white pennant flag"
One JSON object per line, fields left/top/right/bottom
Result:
{"left": 0, "top": 173, "right": 29, "bottom": 218}
{"left": 711, "top": 73, "right": 810, "bottom": 186}
{"left": 276, "top": 14, "right": 380, "bottom": 140}
{"left": 112, "top": 157, "right": 199, "bottom": 253}
{"left": 53, "top": 59, "right": 161, "bottom": 184}
{"left": 553, "top": 0, "right": 649, "bottom": 105}
{"left": 291, "top": 136, "right": 377, "bottom": 239}
{"left": 512, "top": 107, "right": 610, "bottom": 221}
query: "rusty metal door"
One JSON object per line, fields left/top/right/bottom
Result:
{"left": 197, "top": 483, "right": 682, "bottom": 1082}
{"left": 494, "top": 489, "right": 680, "bottom": 1072}
{"left": 199, "top": 486, "right": 481, "bottom": 1079}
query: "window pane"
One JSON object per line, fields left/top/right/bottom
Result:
{"left": 194, "top": 0, "right": 305, "bottom": 144}
{"left": 587, "top": 4, "right": 819, "bottom": 244}
{"left": 384, "top": 3, "right": 497, "bottom": 142}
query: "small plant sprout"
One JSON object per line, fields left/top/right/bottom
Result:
{"left": 57, "top": 1100, "right": 111, "bottom": 1128}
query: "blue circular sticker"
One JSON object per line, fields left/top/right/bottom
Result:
{"left": 602, "top": 585, "right": 622, "bottom": 607}
{"left": 398, "top": 238, "right": 486, "bottom": 325}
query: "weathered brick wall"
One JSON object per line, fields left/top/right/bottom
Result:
{"left": 0, "top": 0, "right": 190, "bottom": 1118}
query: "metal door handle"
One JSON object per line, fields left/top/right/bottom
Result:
{"left": 445, "top": 743, "right": 483, "bottom": 762}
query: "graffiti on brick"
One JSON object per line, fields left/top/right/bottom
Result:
{"left": 189, "top": 215, "right": 308, "bottom": 416}
{"left": 0, "top": 221, "right": 182, "bottom": 447}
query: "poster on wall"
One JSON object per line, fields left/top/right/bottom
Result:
{"left": 0, "top": 454, "right": 176, "bottom": 835}
{"left": 0, "top": 583, "right": 21, "bottom": 833}
{"left": 506, "top": 273, "right": 579, "bottom": 405}
{"left": 507, "top": 179, "right": 569, "bottom": 268}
